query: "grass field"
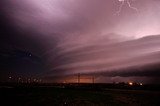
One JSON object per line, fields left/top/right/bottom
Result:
{"left": 1, "top": 86, "right": 160, "bottom": 106}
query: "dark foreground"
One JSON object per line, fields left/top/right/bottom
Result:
{"left": 1, "top": 85, "right": 160, "bottom": 106}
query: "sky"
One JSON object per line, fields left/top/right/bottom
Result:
{"left": 1, "top": 0, "right": 160, "bottom": 83}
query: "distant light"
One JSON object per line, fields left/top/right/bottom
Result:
{"left": 9, "top": 76, "right": 12, "bottom": 79}
{"left": 64, "top": 102, "right": 67, "bottom": 105}
{"left": 33, "top": 79, "right": 36, "bottom": 81}
{"left": 129, "top": 82, "right": 133, "bottom": 86}
{"left": 140, "top": 83, "right": 143, "bottom": 86}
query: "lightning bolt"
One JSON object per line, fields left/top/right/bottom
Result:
{"left": 127, "top": 0, "right": 138, "bottom": 13}
{"left": 115, "top": 0, "right": 138, "bottom": 16}
{"left": 115, "top": 0, "right": 125, "bottom": 16}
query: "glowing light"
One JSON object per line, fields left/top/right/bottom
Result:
{"left": 9, "top": 76, "right": 12, "bottom": 79}
{"left": 129, "top": 82, "right": 133, "bottom": 85}
{"left": 140, "top": 83, "right": 143, "bottom": 86}
{"left": 64, "top": 102, "right": 67, "bottom": 105}
{"left": 116, "top": 0, "right": 138, "bottom": 15}
{"left": 33, "top": 79, "right": 36, "bottom": 82}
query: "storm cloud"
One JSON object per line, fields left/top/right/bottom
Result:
{"left": 1, "top": 0, "right": 160, "bottom": 83}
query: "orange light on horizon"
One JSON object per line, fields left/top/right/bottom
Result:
{"left": 129, "top": 82, "right": 133, "bottom": 86}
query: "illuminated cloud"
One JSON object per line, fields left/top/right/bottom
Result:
{"left": 1, "top": 0, "right": 160, "bottom": 83}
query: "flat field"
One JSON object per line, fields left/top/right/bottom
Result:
{"left": 1, "top": 87, "right": 160, "bottom": 106}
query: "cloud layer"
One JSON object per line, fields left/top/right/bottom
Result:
{"left": 1, "top": 0, "right": 160, "bottom": 83}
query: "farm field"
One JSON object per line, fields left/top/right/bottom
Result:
{"left": 1, "top": 86, "right": 160, "bottom": 106}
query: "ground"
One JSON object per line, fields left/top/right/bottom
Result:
{"left": 1, "top": 87, "right": 160, "bottom": 106}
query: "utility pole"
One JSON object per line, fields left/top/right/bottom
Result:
{"left": 78, "top": 73, "right": 80, "bottom": 84}
{"left": 92, "top": 76, "right": 95, "bottom": 84}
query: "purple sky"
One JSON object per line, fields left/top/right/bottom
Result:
{"left": 1, "top": 0, "right": 160, "bottom": 83}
